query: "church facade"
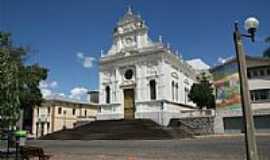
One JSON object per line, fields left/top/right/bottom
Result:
{"left": 97, "top": 8, "right": 201, "bottom": 126}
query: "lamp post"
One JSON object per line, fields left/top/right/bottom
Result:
{"left": 233, "top": 17, "right": 259, "bottom": 160}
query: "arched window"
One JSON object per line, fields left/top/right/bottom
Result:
{"left": 171, "top": 81, "right": 175, "bottom": 101}
{"left": 150, "top": 80, "right": 156, "bottom": 100}
{"left": 105, "top": 86, "right": 110, "bottom": 104}
{"left": 175, "top": 83, "right": 179, "bottom": 102}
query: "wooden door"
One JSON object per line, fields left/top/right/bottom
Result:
{"left": 124, "top": 89, "right": 135, "bottom": 119}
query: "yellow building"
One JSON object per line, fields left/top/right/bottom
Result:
{"left": 32, "top": 99, "right": 97, "bottom": 138}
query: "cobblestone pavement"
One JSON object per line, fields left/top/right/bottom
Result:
{"left": 27, "top": 135, "right": 270, "bottom": 160}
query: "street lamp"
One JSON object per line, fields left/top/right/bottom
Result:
{"left": 233, "top": 17, "right": 259, "bottom": 160}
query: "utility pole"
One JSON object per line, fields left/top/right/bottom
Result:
{"left": 233, "top": 20, "right": 259, "bottom": 160}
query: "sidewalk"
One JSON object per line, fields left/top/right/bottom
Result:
{"left": 195, "top": 132, "right": 270, "bottom": 139}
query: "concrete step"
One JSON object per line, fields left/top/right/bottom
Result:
{"left": 40, "top": 119, "right": 193, "bottom": 140}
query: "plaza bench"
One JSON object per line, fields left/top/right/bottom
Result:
{"left": 21, "top": 146, "right": 51, "bottom": 160}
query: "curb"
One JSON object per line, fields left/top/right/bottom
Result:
{"left": 195, "top": 133, "right": 270, "bottom": 138}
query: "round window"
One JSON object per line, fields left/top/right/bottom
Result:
{"left": 125, "top": 69, "right": 133, "bottom": 80}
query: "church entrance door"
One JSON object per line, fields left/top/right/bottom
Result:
{"left": 124, "top": 89, "right": 135, "bottom": 119}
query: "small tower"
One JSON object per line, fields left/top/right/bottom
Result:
{"left": 110, "top": 7, "right": 151, "bottom": 53}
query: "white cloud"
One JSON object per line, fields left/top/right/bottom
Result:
{"left": 41, "top": 88, "right": 53, "bottom": 98}
{"left": 39, "top": 80, "right": 58, "bottom": 89}
{"left": 217, "top": 56, "right": 234, "bottom": 64}
{"left": 76, "top": 52, "right": 96, "bottom": 68}
{"left": 186, "top": 58, "right": 210, "bottom": 70}
{"left": 50, "top": 81, "right": 58, "bottom": 88}
{"left": 57, "top": 93, "right": 66, "bottom": 97}
{"left": 77, "top": 52, "right": 84, "bottom": 59}
{"left": 39, "top": 80, "right": 89, "bottom": 102}
{"left": 39, "top": 80, "right": 59, "bottom": 99}
{"left": 39, "top": 81, "right": 48, "bottom": 89}
{"left": 69, "top": 87, "right": 88, "bottom": 100}
{"left": 83, "top": 57, "right": 95, "bottom": 68}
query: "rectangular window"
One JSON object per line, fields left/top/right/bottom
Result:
{"left": 260, "top": 69, "right": 265, "bottom": 76}
{"left": 98, "top": 107, "right": 101, "bottom": 113}
{"left": 85, "top": 110, "right": 87, "bottom": 117}
{"left": 185, "top": 87, "right": 189, "bottom": 103}
{"left": 58, "top": 107, "right": 62, "bottom": 114}
{"left": 247, "top": 71, "right": 251, "bottom": 78}
{"left": 250, "top": 89, "right": 270, "bottom": 102}
{"left": 171, "top": 81, "right": 175, "bottom": 101}
{"left": 72, "top": 108, "right": 76, "bottom": 116}
{"left": 150, "top": 80, "right": 156, "bottom": 100}
{"left": 253, "top": 70, "right": 258, "bottom": 77}
{"left": 47, "top": 107, "right": 50, "bottom": 114}
{"left": 106, "top": 86, "right": 110, "bottom": 104}
{"left": 175, "top": 83, "right": 179, "bottom": 102}
{"left": 267, "top": 68, "right": 270, "bottom": 75}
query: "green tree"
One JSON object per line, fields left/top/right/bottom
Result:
{"left": 0, "top": 44, "right": 21, "bottom": 128}
{"left": 0, "top": 32, "right": 48, "bottom": 129}
{"left": 263, "top": 36, "right": 270, "bottom": 58}
{"left": 188, "top": 72, "right": 216, "bottom": 110}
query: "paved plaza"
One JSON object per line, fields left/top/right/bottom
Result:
{"left": 27, "top": 135, "right": 270, "bottom": 160}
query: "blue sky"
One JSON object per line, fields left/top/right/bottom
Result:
{"left": 1, "top": 0, "right": 270, "bottom": 101}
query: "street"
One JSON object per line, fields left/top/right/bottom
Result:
{"left": 28, "top": 135, "right": 270, "bottom": 160}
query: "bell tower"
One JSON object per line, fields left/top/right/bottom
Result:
{"left": 109, "top": 7, "right": 151, "bottom": 54}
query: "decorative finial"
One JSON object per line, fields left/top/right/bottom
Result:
{"left": 179, "top": 53, "right": 183, "bottom": 61}
{"left": 175, "top": 50, "right": 179, "bottom": 56}
{"left": 100, "top": 49, "right": 104, "bottom": 57}
{"left": 159, "top": 35, "right": 163, "bottom": 43}
{"left": 127, "top": 6, "right": 133, "bottom": 15}
{"left": 167, "top": 43, "right": 170, "bottom": 49}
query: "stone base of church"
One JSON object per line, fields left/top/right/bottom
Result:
{"left": 135, "top": 112, "right": 183, "bottom": 126}
{"left": 96, "top": 112, "right": 176, "bottom": 126}
{"left": 96, "top": 111, "right": 214, "bottom": 126}
{"left": 97, "top": 100, "right": 215, "bottom": 126}
{"left": 96, "top": 113, "right": 123, "bottom": 120}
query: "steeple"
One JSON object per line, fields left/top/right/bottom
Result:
{"left": 107, "top": 7, "right": 152, "bottom": 55}
{"left": 127, "top": 6, "right": 133, "bottom": 15}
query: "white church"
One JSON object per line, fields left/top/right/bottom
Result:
{"left": 97, "top": 8, "right": 206, "bottom": 126}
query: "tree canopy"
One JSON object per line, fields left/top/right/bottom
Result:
{"left": 188, "top": 72, "right": 216, "bottom": 110}
{"left": 0, "top": 32, "right": 48, "bottom": 129}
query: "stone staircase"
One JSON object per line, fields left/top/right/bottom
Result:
{"left": 40, "top": 119, "right": 193, "bottom": 140}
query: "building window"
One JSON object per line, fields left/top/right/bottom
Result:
{"left": 98, "top": 107, "right": 101, "bottom": 113}
{"left": 175, "top": 83, "right": 179, "bottom": 102}
{"left": 260, "top": 69, "right": 265, "bottom": 76}
{"left": 47, "top": 122, "right": 50, "bottom": 132}
{"left": 253, "top": 70, "right": 258, "bottom": 77}
{"left": 37, "top": 108, "right": 39, "bottom": 116}
{"left": 267, "top": 68, "right": 270, "bottom": 75}
{"left": 58, "top": 107, "right": 62, "bottom": 114}
{"left": 105, "top": 86, "right": 110, "bottom": 104}
{"left": 47, "top": 107, "right": 50, "bottom": 114}
{"left": 171, "top": 81, "right": 175, "bottom": 101}
{"left": 247, "top": 71, "right": 251, "bottom": 78}
{"left": 72, "top": 108, "right": 76, "bottom": 116}
{"left": 124, "top": 69, "right": 133, "bottom": 80}
{"left": 149, "top": 80, "right": 156, "bottom": 100}
{"left": 250, "top": 89, "right": 270, "bottom": 102}
{"left": 85, "top": 110, "right": 87, "bottom": 116}
{"left": 185, "top": 87, "right": 189, "bottom": 104}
